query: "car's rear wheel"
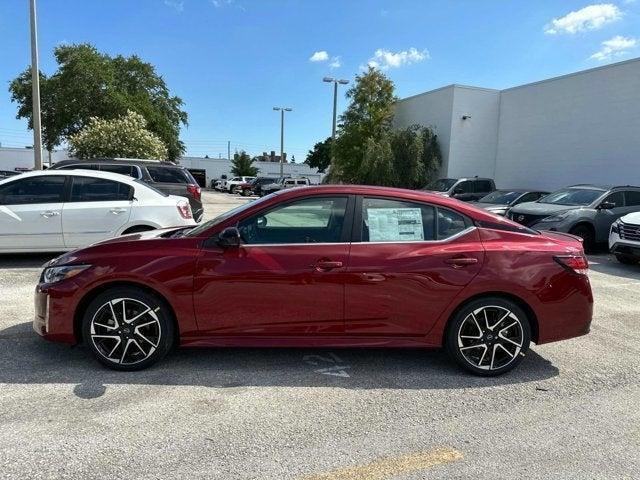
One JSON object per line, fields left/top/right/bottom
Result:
{"left": 615, "top": 253, "right": 639, "bottom": 265}
{"left": 570, "top": 224, "right": 595, "bottom": 253}
{"left": 446, "top": 297, "right": 531, "bottom": 376}
{"left": 82, "top": 287, "right": 174, "bottom": 371}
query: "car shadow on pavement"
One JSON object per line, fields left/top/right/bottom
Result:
{"left": 0, "top": 253, "right": 60, "bottom": 269}
{"left": 587, "top": 254, "right": 640, "bottom": 282}
{"left": 0, "top": 321, "right": 558, "bottom": 398}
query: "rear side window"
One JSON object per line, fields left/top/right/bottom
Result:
{"left": 0, "top": 176, "right": 66, "bottom": 205}
{"left": 70, "top": 177, "right": 132, "bottom": 202}
{"left": 361, "top": 197, "right": 436, "bottom": 242}
{"left": 99, "top": 164, "right": 138, "bottom": 178}
{"left": 437, "top": 208, "right": 470, "bottom": 239}
{"left": 624, "top": 191, "right": 640, "bottom": 206}
{"left": 474, "top": 180, "right": 492, "bottom": 192}
{"left": 147, "top": 166, "right": 190, "bottom": 184}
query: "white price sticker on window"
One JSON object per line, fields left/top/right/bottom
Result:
{"left": 367, "top": 208, "right": 424, "bottom": 241}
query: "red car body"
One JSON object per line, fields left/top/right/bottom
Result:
{"left": 34, "top": 186, "right": 592, "bottom": 355}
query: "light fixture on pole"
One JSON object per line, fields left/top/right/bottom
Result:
{"left": 29, "top": 0, "right": 43, "bottom": 170}
{"left": 323, "top": 77, "right": 349, "bottom": 163}
{"left": 273, "top": 106, "right": 292, "bottom": 178}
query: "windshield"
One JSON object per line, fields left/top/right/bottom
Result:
{"left": 427, "top": 178, "right": 457, "bottom": 192}
{"left": 184, "top": 195, "right": 272, "bottom": 236}
{"left": 478, "top": 191, "right": 522, "bottom": 204}
{"left": 538, "top": 188, "right": 604, "bottom": 206}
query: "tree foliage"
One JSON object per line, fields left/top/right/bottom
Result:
{"left": 67, "top": 110, "right": 168, "bottom": 160}
{"left": 329, "top": 67, "right": 442, "bottom": 188}
{"left": 305, "top": 137, "right": 332, "bottom": 173}
{"left": 231, "top": 151, "right": 259, "bottom": 177}
{"left": 9, "top": 43, "right": 187, "bottom": 160}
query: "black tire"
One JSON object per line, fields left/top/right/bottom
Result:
{"left": 570, "top": 224, "right": 595, "bottom": 253}
{"left": 615, "top": 253, "right": 640, "bottom": 265}
{"left": 82, "top": 287, "right": 175, "bottom": 371}
{"left": 122, "top": 225, "right": 155, "bottom": 235}
{"left": 445, "top": 297, "right": 531, "bottom": 376}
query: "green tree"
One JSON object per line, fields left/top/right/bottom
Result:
{"left": 9, "top": 43, "right": 187, "bottom": 160}
{"left": 390, "top": 126, "right": 425, "bottom": 189}
{"left": 332, "top": 67, "right": 397, "bottom": 182}
{"left": 357, "top": 134, "right": 397, "bottom": 186}
{"left": 418, "top": 126, "right": 442, "bottom": 186}
{"left": 231, "top": 151, "right": 259, "bottom": 176}
{"left": 67, "top": 110, "right": 168, "bottom": 160}
{"left": 305, "top": 137, "right": 332, "bottom": 173}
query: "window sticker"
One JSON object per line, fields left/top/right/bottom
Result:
{"left": 367, "top": 208, "right": 424, "bottom": 241}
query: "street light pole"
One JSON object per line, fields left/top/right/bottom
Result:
{"left": 322, "top": 77, "right": 349, "bottom": 160}
{"left": 29, "top": 0, "right": 43, "bottom": 170}
{"left": 273, "top": 106, "right": 292, "bottom": 178}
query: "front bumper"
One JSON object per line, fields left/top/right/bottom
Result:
{"left": 33, "top": 282, "right": 80, "bottom": 344}
{"left": 609, "top": 231, "right": 640, "bottom": 257}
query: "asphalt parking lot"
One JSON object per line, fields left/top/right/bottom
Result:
{"left": 0, "top": 193, "right": 639, "bottom": 479}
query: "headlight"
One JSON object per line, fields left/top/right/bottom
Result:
{"left": 538, "top": 212, "right": 571, "bottom": 223}
{"left": 611, "top": 219, "right": 622, "bottom": 234}
{"left": 41, "top": 265, "right": 91, "bottom": 284}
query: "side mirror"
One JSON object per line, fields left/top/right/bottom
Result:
{"left": 217, "top": 227, "right": 241, "bottom": 248}
{"left": 453, "top": 187, "right": 463, "bottom": 195}
{"left": 598, "top": 201, "right": 616, "bottom": 210}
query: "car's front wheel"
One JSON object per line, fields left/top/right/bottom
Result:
{"left": 445, "top": 297, "right": 531, "bottom": 376}
{"left": 82, "top": 287, "right": 175, "bottom": 371}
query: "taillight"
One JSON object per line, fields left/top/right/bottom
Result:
{"left": 554, "top": 255, "right": 589, "bottom": 275}
{"left": 177, "top": 202, "right": 193, "bottom": 219}
{"left": 187, "top": 184, "right": 201, "bottom": 201}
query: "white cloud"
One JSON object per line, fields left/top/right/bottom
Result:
{"left": 309, "top": 51, "right": 329, "bottom": 62}
{"left": 329, "top": 56, "right": 342, "bottom": 69}
{"left": 590, "top": 35, "right": 637, "bottom": 60}
{"left": 164, "top": 0, "right": 184, "bottom": 12}
{"left": 544, "top": 4, "right": 622, "bottom": 34}
{"left": 366, "top": 47, "right": 429, "bottom": 69}
{"left": 211, "top": 0, "right": 243, "bottom": 9}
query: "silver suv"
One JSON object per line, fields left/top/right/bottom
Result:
{"left": 260, "top": 177, "right": 311, "bottom": 196}
{"left": 507, "top": 184, "right": 640, "bottom": 252}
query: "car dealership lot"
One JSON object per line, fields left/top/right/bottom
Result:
{"left": 1, "top": 237, "right": 639, "bottom": 477}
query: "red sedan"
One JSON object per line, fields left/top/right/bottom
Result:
{"left": 34, "top": 185, "right": 593, "bottom": 376}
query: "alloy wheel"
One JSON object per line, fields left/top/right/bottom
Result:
{"left": 89, "top": 298, "right": 162, "bottom": 365}
{"left": 457, "top": 305, "right": 524, "bottom": 371}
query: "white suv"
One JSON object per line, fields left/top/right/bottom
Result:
{"left": 609, "top": 212, "right": 640, "bottom": 265}
{"left": 0, "top": 170, "right": 197, "bottom": 253}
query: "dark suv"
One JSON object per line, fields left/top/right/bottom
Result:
{"left": 50, "top": 158, "right": 204, "bottom": 222}
{"left": 425, "top": 177, "right": 496, "bottom": 201}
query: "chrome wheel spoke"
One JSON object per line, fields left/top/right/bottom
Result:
{"left": 90, "top": 297, "right": 161, "bottom": 365}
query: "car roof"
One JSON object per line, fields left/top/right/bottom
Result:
{"left": 0, "top": 169, "right": 139, "bottom": 185}
{"left": 52, "top": 158, "right": 184, "bottom": 169}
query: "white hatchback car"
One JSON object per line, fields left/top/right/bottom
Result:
{"left": 0, "top": 170, "right": 196, "bottom": 253}
{"left": 609, "top": 212, "right": 640, "bottom": 265}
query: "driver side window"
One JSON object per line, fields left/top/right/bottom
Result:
{"left": 238, "top": 196, "right": 348, "bottom": 244}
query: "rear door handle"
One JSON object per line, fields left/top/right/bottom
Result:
{"left": 311, "top": 260, "right": 343, "bottom": 271}
{"left": 444, "top": 256, "right": 478, "bottom": 267}
{"left": 40, "top": 211, "right": 60, "bottom": 218}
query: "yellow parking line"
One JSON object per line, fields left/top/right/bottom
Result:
{"left": 302, "top": 447, "right": 463, "bottom": 480}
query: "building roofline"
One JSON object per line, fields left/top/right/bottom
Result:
{"left": 397, "top": 84, "right": 499, "bottom": 103}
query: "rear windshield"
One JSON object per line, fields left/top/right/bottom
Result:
{"left": 479, "top": 191, "right": 522, "bottom": 204}
{"left": 135, "top": 179, "right": 168, "bottom": 197}
{"left": 427, "top": 178, "right": 457, "bottom": 192}
{"left": 147, "top": 165, "right": 192, "bottom": 184}
{"left": 538, "top": 188, "right": 604, "bottom": 206}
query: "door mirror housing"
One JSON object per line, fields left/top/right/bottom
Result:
{"left": 598, "top": 201, "right": 616, "bottom": 210}
{"left": 217, "top": 227, "right": 241, "bottom": 248}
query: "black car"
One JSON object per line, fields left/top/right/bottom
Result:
{"left": 50, "top": 158, "right": 204, "bottom": 222}
{"left": 424, "top": 177, "right": 496, "bottom": 201}
{"left": 248, "top": 177, "right": 278, "bottom": 196}
{"left": 470, "top": 190, "right": 549, "bottom": 216}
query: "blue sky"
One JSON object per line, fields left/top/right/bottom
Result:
{"left": 1, "top": 0, "right": 639, "bottom": 160}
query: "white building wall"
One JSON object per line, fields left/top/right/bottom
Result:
{"left": 494, "top": 58, "right": 640, "bottom": 190}
{"left": 394, "top": 86, "right": 455, "bottom": 177}
{"left": 0, "top": 148, "right": 69, "bottom": 170}
{"left": 447, "top": 86, "right": 500, "bottom": 179}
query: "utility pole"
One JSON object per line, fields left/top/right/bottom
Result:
{"left": 227, "top": 140, "right": 230, "bottom": 162}
{"left": 323, "top": 77, "right": 349, "bottom": 162}
{"left": 273, "top": 107, "right": 292, "bottom": 178}
{"left": 29, "top": 0, "right": 43, "bottom": 170}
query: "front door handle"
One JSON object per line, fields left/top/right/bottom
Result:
{"left": 40, "top": 211, "right": 60, "bottom": 218}
{"left": 110, "top": 208, "right": 127, "bottom": 214}
{"left": 311, "top": 260, "right": 343, "bottom": 271}
{"left": 444, "top": 256, "right": 478, "bottom": 268}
